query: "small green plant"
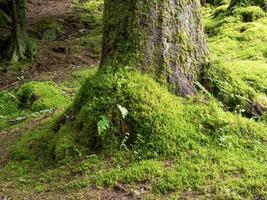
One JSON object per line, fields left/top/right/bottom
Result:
{"left": 120, "top": 132, "right": 130, "bottom": 151}
{"left": 97, "top": 116, "right": 110, "bottom": 137}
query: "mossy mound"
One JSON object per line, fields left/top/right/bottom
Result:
{"left": 51, "top": 69, "right": 267, "bottom": 159}
{"left": 202, "top": 2, "right": 267, "bottom": 118}
{"left": 202, "top": 60, "right": 266, "bottom": 114}
{"left": 233, "top": 6, "right": 266, "bottom": 22}
{"left": 229, "top": 0, "right": 267, "bottom": 9}
{"left": 16, "top": 81, "right": 71, "bottom": 111}
{"left": 0, "top": 81, "right": 71, "bottom": 131}
{"left": 65, "top": 69, "right": 194, "bottom": 157}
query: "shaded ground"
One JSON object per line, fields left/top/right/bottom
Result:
{"left": 0, "top": 0, "right": 99, "bottom": 91}
{"left": 1, "top": 186, "right": 140, "bottom": 200}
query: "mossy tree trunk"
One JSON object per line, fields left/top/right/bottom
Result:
{"left": 100, "top": 0, "right": 208, "bottom": 97}
{"left": 6, "top": 0, "right": 34, "bottom": 62}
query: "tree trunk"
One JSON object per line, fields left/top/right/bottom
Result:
{"left": 100, "top": 0, "right": 208, "bottom": 97}
{"left": 7, "top": 0, "right": 34, "bottom": 62}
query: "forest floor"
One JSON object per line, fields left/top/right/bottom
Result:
{"left": 0, "top": 0, "right": 113, "bottom": 199}
{"left": 0, "top": 0, "right": 98, "bottom": 91}
{"left": 0, "top": 0, "right": 267, "bottom": 199}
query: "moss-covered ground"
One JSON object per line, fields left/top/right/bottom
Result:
{"left": 0, "top": 0, "right": 267, "bottom": 199}
{"left": 202, "top": 3, "right": 267, "bottom": 117}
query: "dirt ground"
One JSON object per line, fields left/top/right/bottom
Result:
{"left": 0, "top": 0, "right": 98, "bottom": 92}
{"left": 27, "top": 0, "right": 72, "bottom": 25}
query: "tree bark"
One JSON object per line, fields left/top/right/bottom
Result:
{"left": 6, "top": 0, "right": 34, "bottom": 62}
{"left": 100, "top": 0, "right": 208, "bottom": 97}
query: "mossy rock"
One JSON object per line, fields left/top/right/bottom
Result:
{"left": 16, "top": 81, "right": 71, "bottom": 111}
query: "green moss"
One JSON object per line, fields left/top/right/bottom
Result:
{"left": 51, "top": 125, "right": 83, "bottom": 162}
{"left": 33, "top": 18, "right": 64, "bottom": 41}
{"left": 68, "top": 70, "right": 194, "bottom": 157}
{"left": 93, "top": 160, "right": 164, "bottom": 187}
{"left": 3, "top": 69, "right": 267, "bottom": 198}
{"left": 202, "top": 60, "right": 255, "bottom": 111}
{"left": 207, "top": 0, "right": 231, "bottom": 6}
{"left": 213, "top": 5, "right": 229, "bottom": 17}
{"left": 0, "top": 91, "right": 20, "bottom": 130}
{"left": 0, "top": 91, "right": 19, "bottom": 116}
{"left": 72, "top": 67, "right": 98, "bottom": 80}
{"left": 229, "top": 0, "right": 267, "bottom": 9}
{"left": 16, "top": 81, "right": 71, "bottom": 111}
{"left": 202, "top": 3, "right": 267, "bottom": 117}
{"left": 53, "top": 69, "right": 267, "bottom": 159}
{"left": 233, "top": 6, "right": 266, "bottom": 22}
{"left": 154, "top": 163, "right": 204, "bottom": 194}
{"left": 77, "top": 0, "right": 104, "bottom": 25}
{"left": 11, "top": 120, "right": 55, "bottom": 161}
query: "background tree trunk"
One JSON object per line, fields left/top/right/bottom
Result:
{"left": 7, "top": 0, "right": 35, "bottom": 62}
{"left": 100, "top": 0, "right": 208, "bottom": 97}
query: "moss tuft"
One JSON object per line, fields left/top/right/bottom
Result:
{"left": 0, "top": 91, "right": 19, "bottom": 116}
{"left": 16, "top": 81, "right": 71, "bottom": 111}
{"left": 233, "top": 6, "right": 266, "bottom": 22}
{"left": 229, "top": 0, "right": 267, "bottom": 9}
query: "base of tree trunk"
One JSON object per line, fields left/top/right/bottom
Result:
{"left": 7, "top": 33, "right": 36, "bottom": 63}
{"left": 0, "top": 0, "right": 36, "bottom": 63}
{"left": 100, "top": 0, "right": 209, "bottom": 97}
